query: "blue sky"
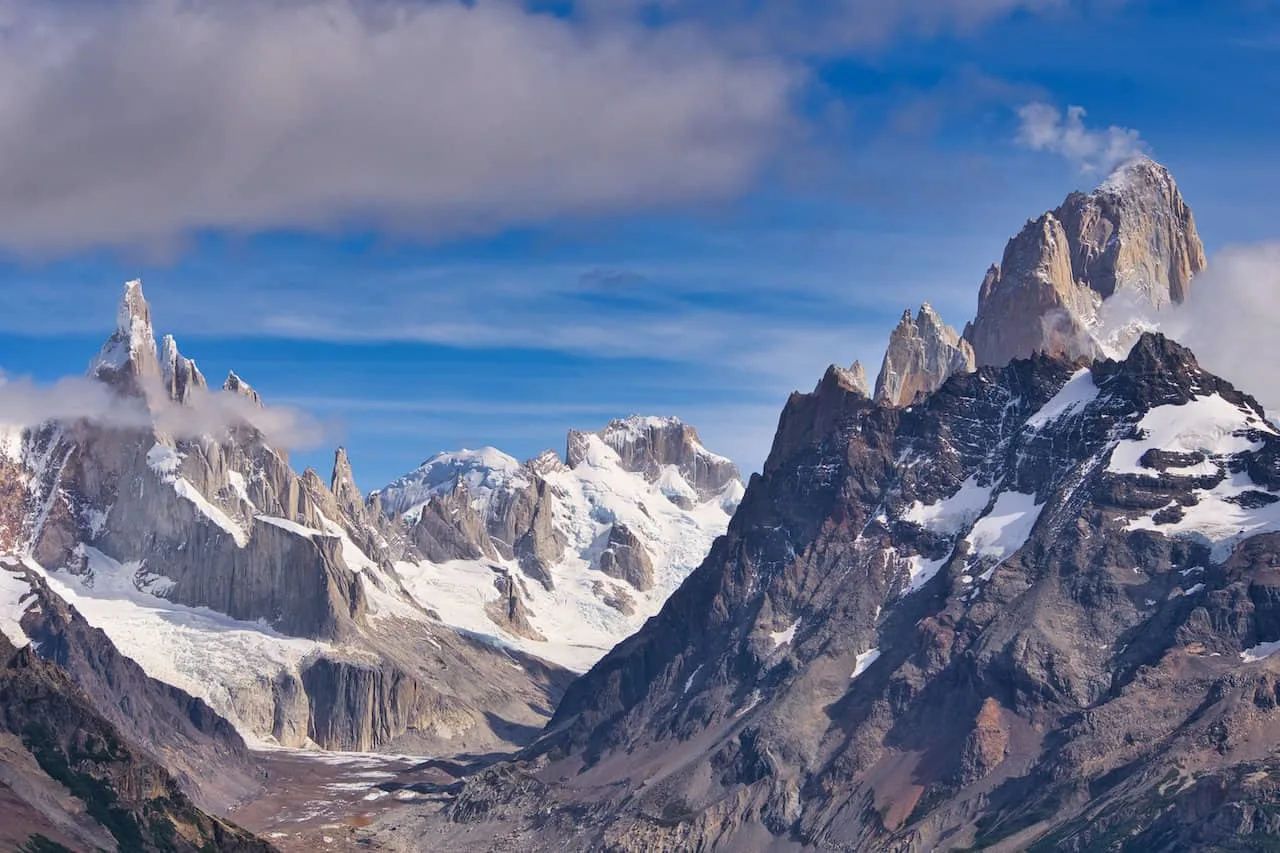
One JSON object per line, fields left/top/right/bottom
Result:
{"left": 0, "top": 0, "right": 1276, "bottom": 489}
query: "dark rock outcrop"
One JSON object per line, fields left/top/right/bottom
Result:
{"left": 595, "top": 523, "right": 655, "bottom": 592}
{"left": 0, "top": 631, "right": 276, "bottom": 853}
{"left": 390, "top": 334, "right": 1280, "bottom": 852}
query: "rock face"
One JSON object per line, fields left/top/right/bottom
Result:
{"left": 965, "top": 156, "right": 1206, "bottom": 367}
{"left": 387, "top": 334, "right": 1280, "bottom": 852}
{"left": 0, "top": 630, "right": 275, "bottom": 853}
{"left": 568, "top": 416, "right": 742, "bottom": 502}
{"left": 596, "top": 523, "right": 655, "bottom": 592}
{"left": 2, "top": 559, "right": 262, "bottom": 814}
{"left": 376, "top": 417, "right": 744, "bottom": 671}
{"left": 873, "top": 303, "right": 976, "bottom": 406}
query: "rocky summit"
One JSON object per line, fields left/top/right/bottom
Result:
{"left": 864, "top": 156, "right": 1207, "bottom": 409}
{"left": 964, "top": 156, "right": 1206, "bottom": 368}
{"left": 873, "top": 304, "right": 976, "bottom": 407}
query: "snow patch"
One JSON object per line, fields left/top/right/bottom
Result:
{"left": 1126, "top": 471, "right": 1280, "bottom": 560}
{"left": 256, "top": 515, "right": 319, "bottom": 539}
{"left": 903, "top": 476, "right": 992, "bottom": 536}
{"left": 965, "top": 490, "right": 1043, "bottom": 561}
{"left": 851, "top": 648, "right": 881, "bottom": 680}
{"left": 173, "top": 478, "right": 248, "bottom": 547}
{"left": 903, "top": 554, "right": 948, "bottom": 595}
{"left": 682, "top": 664, "right": 703, "bottom": 695}
{"left": 146, "top": 443, "right": 183, "bottom": 479}
{"left": 1242, "top": 640, "right": 1280, "bottom": 663}
{"left": 227, "top": 470, "right": 254, "bottom": 507}
{"left": 769, "top": 620, "right": 799, "bottom": 649}
{"left": 1027, "top": 369, "right": 1099, "bottom": 428}
{"left": 1109, "top": 395, "right": 1273, "bottom": 478}
{"left": 0, "top": 564, "right": 33, "bottom": 648}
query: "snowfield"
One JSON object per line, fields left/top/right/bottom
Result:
{"left": 394, "top": 431, "right": 740, "bottom": 672}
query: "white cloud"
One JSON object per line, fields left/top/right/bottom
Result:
{"left": 0, "top": 0, "right": 795, "bottom": 252}
{"left": 1086, "top": 242, "right": 1280, "bottom": 414}
{"left": 1169, "top": 242, "right": 1280, "bottom": 414}
{"left": 0, "top": 373, "right": 326, "bottom": 450}
{"left": 1015, "top": 102, "right": 1147, "bottom": 173}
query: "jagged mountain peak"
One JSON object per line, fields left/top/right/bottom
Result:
{"left": 822, "top": 360, "right": 870, "bottom": 397}
{"left": 222, "top": 370, "right": 262, "bottom": 406}
{"left": 873, "top": 301, "right": 976, "bottom": 407}
{"left": 1095, "top": 153, "right": 1174, "bottom": 198}
{"left": 89, "top": 278, "right": 160, "bottom": 387}
{"left": 472, "top": 328, "right": 1280, "bottom": 851}
{"left": 159, "top": 333, "right": 207, "bottom": 404}
{"left": 570, "top": 414, "right": 741, "bottom": 501}
{"left": 965, "top": 156, "right": 1205, "bottom": 368}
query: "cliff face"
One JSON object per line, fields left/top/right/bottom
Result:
{"left": 0, "top": 282, "right": 578, "bottom": 760}
{"left": 873, "top": 303, "right": 976, "bottom": 407}
{"left": 965, "top": 156, "right": 1206, "bottom": 367}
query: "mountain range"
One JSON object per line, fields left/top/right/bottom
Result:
{"left": 4, "top": 155, "right": 1279, "bottom": 852}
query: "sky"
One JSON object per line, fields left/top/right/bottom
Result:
{"left": 0, "top": 0, "right": 1277, "bottom": 489}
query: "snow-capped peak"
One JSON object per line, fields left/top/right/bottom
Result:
{"left": 377, "top": 447, "right": 528, "bottom": 519}
{"left": 1095, "top": 154, "right": 1170, "bottom": 198}
{"left": 222, "top": 370, "right": 262, "bottom": 407}
{"left": 89, "top": 279, "right": 160, "bottom": 381}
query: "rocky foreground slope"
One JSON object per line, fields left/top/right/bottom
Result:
{"left": 0, "top": 627, "right": 274, "bottom": 853}
{"left": 356, "top": 159, "right": 1280, "bottom": 852}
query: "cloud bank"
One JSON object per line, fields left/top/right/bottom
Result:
{"left": 1015, "top": 102, "right": 1148, "bottom": 173}
{"left": 0, "top": 373, "right": 327, "bottom": 450}
{"left": 0, "top": 0, "right": 794, "bottom": 252}
{"left": 1172, "top": 243, "right": 1280, "bottom": 414}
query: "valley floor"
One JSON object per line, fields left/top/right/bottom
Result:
{"left": 228, "top": 748, "right": 483, "bottom": 853}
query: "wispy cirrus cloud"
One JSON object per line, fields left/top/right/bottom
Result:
{"left": 1015, "top": 102, "right": 1148, "bottom": 173}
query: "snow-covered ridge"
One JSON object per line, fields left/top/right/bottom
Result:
{"left": 378, "top": 447, "right": 528, "bottom": 520}
{"left": 382, "top": 423, "right": 743, "bottom": 671}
